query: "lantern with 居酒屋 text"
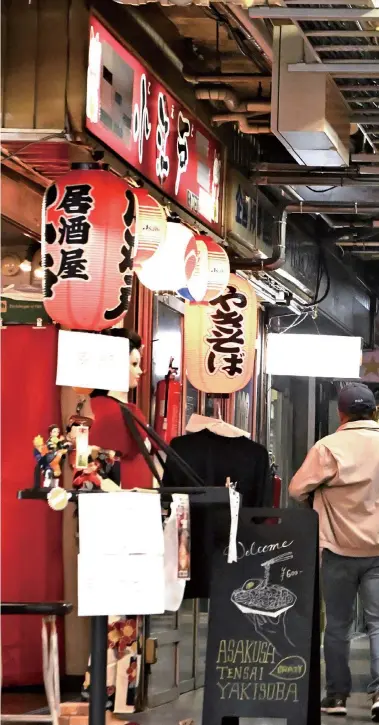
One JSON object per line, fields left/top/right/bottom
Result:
{"left": 184, "top": 274, "right": 257, "bottom": 394}
{"left": 178, "top": 234, "right": 230, "bottom": 302}
{"left": 42, "top": 164, "right": 165, "bottom": 331}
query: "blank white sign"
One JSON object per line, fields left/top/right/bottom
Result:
{"left": 56, "top": 329, "right": 129, "bottom": 391}
{"left": 266, "top": 334, "right": 362, "bottom": 379}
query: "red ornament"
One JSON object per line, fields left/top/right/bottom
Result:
{"left": 42, "top": 164, "right": 140, "bottom": 331}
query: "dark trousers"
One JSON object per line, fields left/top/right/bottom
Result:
{"left": 321, "top": 549, "right": 379, "bottom": 696}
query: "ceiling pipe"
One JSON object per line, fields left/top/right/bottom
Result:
{"left": 183, "top": 72, "right": 270, "bottom": 84}
{"left": 195, "top": 87, "right": 271, "bottom": 113}
{"left": 286, "top": 203, "right": 379, "bottom": 214}
{"left": 212, "top": 114, "right": 271, "bottom": 134}
{"left": 229, "top": 200, "right": 379, "bottom": 272}
{"left": 230, "top": 211, "right": 287, "bottom": 271}
{"left": 221, "top": 5, "right": 273, "bottom": 66}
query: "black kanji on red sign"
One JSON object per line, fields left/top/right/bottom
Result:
{"left": 57, "top": 248, "right": 89, "bottom": 281}
{"left": 58, "top": 215, "right": 91, "bottom": 245}
{"left": 57, "top": 184, "right": 94, "bottom": 215}
{"left": 44, "top": 182, "right": 94, "bottom": 298}
{"left": 104, "top": 190, "right": 135, "bottom": 321}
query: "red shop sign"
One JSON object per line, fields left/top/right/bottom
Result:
{"left": 86, "top": 16, "right": 224, "bottom": 235}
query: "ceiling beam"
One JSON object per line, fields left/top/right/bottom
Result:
{"left": 306, "top": 30, "right": 379, "bottom": 36}
{"left": 288, "top": 62, "right": 379, "bottom": 75}
{"left": 316, "top": 45, "right": 379, "bottom": 52}
{"left": 338, "top": 84, "right": 379, "bottom": 90}
{"left": 345, "top": 96, "right": 379, "bottom": 103}
{"left": 351, "top": 116, "right": 379, "bottom": 123}
{"left": 248, "top": 7, "right": 379, "bottom": 19}
{"left": 351, "top": 153, "right": 379, "bottom": 161}
{"left": 286, "top": 0, "right": 371, "bottom": 4}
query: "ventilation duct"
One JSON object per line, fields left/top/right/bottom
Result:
{"left": 271, "top": 25, "right": 350, "bottom": 167}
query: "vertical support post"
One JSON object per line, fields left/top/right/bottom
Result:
{"left": 89, "top": 616, "right": 108, "bottom": 725}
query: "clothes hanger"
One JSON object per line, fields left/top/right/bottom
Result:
{"left": 186, "top": 412, "right": 250, "bottom": 439}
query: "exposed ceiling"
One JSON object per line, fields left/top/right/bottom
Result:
{"left": 125, "top": 0, "right": 379, "bottom": 271}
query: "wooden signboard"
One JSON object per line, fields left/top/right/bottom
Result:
{"left": 203, "top": 508, "right": 320, "bottom": 725}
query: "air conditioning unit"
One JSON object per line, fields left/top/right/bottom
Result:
{"left": 271, "top": 25, "right": 350, "bottom": 167}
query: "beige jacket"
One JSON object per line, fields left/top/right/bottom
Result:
{"left": 289, "top": 420, "right": 379, "bottom": 557}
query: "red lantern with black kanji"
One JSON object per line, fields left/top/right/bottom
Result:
{"left": 42, "top": 163, "right": 165, "bottom": 331}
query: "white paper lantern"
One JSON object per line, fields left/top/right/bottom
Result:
{"left": 136, "top": 219, "right": 194, "bottom": 292}
{"left": 178, "top": 234, "right": 230, "bottom": 303}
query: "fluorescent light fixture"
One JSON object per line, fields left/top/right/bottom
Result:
{"left": 266, "top": 334, "right": 362, "bottom": 379}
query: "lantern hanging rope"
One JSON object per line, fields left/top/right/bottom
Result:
{"left": 136, "top": 217, "right": 194, "bottom": 293}
{"left": 178, "top": 233, "right": 230, "bottom": 303}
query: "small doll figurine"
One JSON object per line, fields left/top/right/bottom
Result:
{"left": 33, "top": 425, "right": 72, "bottom": 483}
{"left": 47, "top": 425, "right": 65, "bottom": 452}
{"left": 72, "top": 448, "right": 120, "bottom": 491}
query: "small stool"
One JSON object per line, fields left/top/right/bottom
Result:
{"left": 1, "top": 602, "right": 73, "bottom": 725}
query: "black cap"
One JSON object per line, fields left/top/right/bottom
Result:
{"left": 338, "top": 383, "right": 376, "bottom": 415}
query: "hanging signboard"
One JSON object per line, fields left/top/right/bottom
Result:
{"left": 86, "top": 16, "right": 223, "bottom": 235}
{"left": 203, "top": 508, "right": 320, "bottom": 725}
{"left": 184, "top": 274, "right": 258, "bottom": 395}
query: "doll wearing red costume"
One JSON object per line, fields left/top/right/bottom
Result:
{"left": 87, "top": 329, "right": 154, "bottom": 490}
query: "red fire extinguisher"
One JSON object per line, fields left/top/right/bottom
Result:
{"left": 154, "top": 358, "right": 181, "bottom": 444}
{"left": 272, "top": 464, "right": 282, "bottom": 508}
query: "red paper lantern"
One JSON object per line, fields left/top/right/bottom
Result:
{"left": 42, "top": 164, "right": 164, "bottom": 331}
{"left": 178, "top": 234, "right": 230, "bottom": 302}
{"left": 184, "top": 274, "right": 257, "bottom": 394}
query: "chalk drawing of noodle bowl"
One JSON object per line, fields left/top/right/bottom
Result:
{"left": 231, "top": 552, "right": 297, "bottom": 619}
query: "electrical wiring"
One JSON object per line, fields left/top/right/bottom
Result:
{"left": 305, "top": 185, "right": 337, "bottom": 193}
{"left": 279, "top": 312, "right": 309, "bottom": 334}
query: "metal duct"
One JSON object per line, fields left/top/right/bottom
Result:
{"left": 230, "top": 212, "right": 287, "bottom": 271}
{"left": 286, "top": 203, "right": 379, "bottom": 214}
{"left": 212, "top": 114, "right": 271, "bottom": 133}
{"left": 183, "top": 73, "right": 270, "bottom": 84}
{"left": 195, "top": 88, "right": 270, "bottom": 113}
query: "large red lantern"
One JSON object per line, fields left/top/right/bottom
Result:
{"left": 42, "top": 163, "right": 164, "bottom": 331}
{"left": 178, "top": 234, "right": 230, "bottom": 302}
{"left": 184, "top": 274, "right": 257, "bottom": 394}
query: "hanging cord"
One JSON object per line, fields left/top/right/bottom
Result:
{"left": 120, "top": 403, "right": 205, "bottom": 488}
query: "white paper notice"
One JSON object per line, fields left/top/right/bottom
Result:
{"left": 56, "top": 330, "right": 129, "bottom": 392}
{"left": 228, "top": 486, "right": 240, "bottom": 564}
{"left": 78, "top": 492, "right": 165, "bottom": 616}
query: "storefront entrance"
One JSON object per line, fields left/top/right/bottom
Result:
{"left": 147, "top": 600, "right": 209, "bottom": 707}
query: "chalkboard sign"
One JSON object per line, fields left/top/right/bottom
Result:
{"left": 203, "top": 508, "right": 320, "bottom": 725}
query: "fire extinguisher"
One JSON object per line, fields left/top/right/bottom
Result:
{"left": 154, "top": 357, "right": 181, "bottom": 444}
{"left": 271, "top": 463, "right": 282, "bottom": 508}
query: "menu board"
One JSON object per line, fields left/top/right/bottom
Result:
{"left": 203, "top": 509, "right": 320, "bottom": 725}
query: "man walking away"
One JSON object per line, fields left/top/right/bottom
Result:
{"left": 289, "top": 383, "right": 379, "bottom": 720}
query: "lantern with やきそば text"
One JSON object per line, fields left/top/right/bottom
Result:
{"left": 184, "top": 274, "right": 257, "bottom": 394}
{"left": 178, "top": 234, "right": 230, "bottom": 303}
{"left": 42, "top": 163, "right": 166, "bottom": 331}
